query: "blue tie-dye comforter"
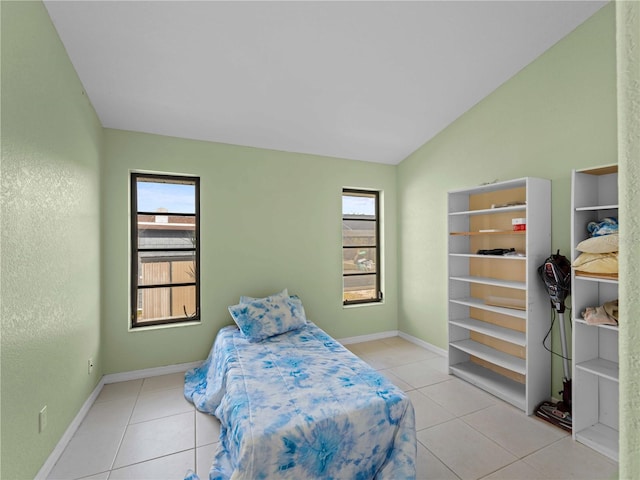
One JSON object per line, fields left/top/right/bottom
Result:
{"left": 184, "top": 322, "right": 416, "bottom": 480}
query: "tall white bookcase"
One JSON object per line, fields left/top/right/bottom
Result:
{"left": 571, "top": 165, "right": 619, "bottom": 462}
{"left": 448, "top": 177, "right": 551, "bottom": 415}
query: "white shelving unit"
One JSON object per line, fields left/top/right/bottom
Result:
{"left": 448, "top": 178, "right": 551, "bottom": 415}
{"left": 571, "top": 165, "right": 619, "bottom": 462}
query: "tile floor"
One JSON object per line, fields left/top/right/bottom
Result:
{"left": 48, "top": 336, "right": 619, "bottom": 480}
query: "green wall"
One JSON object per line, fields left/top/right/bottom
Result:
{"left": 616, "top": 1, "right": 640, "bottom": 477}
{"left": 102, "top": 129, "right": 398, "bottom": 374}
{"left": 0, "top": 2, "right": 104, "bottom": 479}
{"left": 397, "top": 4, "right": 616, "bottom": 398}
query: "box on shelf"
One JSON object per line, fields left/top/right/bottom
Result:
{"left": 512, "top": 218, "right": 526, "bottom": 231}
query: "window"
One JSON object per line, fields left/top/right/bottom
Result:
{"left": 342, "top": 189, "right": 382, "bottom": 305}
{"left": 131, "top": 173, "right": 200, "bottom": 328}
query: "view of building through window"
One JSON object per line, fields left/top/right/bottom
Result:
{"left": 342, "top": 189, "right": 381, "bottom": 304}
{"left": 131, "top": 174, "right": 200, "bottom": 327}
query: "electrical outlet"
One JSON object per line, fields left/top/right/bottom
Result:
{"left": 88, "top": 358, "right": 94, "bottom": 375}
{"left": 39, "top": 406, "right": 47, "bottom": 433}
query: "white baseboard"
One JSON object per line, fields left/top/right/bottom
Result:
{"left": 35, "top": 377, "right": 106, "bottom": 480}
{"left": 338, "top": 330, "right": 398, "bottom": 345}
{"left": 36, "top": 360, "right": 203, "bottom": 479}
{"left": 102, "top": 360, "right": 203, "bottom": 384}
{"left": 398, "top": 331, "right": 448, "bottom": 357}
{"left": 338, "top": 329, "right": 447, "bottom": 359}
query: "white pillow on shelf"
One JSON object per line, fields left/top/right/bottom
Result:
{"left": 575, "top": 233, "right": 618, "bottom": 254}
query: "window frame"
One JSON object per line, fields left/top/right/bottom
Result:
{"left": 342, "top": 188, "right": 382, "bottom": 306}
{"left": 130, "top": 172, "right": 201, "bottom": 328}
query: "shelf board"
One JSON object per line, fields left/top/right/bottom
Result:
{"left": 574, "top": 318, "right": 619, "bottom": 331}
{"left": 450, "top": 253, "right": 526, "bottom": 260}
{"left": 449, "top": 205, "right": 526, "bottom": 216}
{"left": 576, "top": 358, "right": 619, "bottom": 382}
{"left": 578, "top": 165, "right": 618, "bottom": 176}
{"left": 449, "top": 362, "right": 525, "bottom": 411}
{"left": 575, "top": 204, "right": 618, "bottom": 212}
{"left": 450, "top": 339, "right": 526, "bottom": 374}
{"left": 574, "top": 272, "right": 618, "bottom": 283}
{"left": 450, "top": 230, "right": 526, "bottom": 236}
{"left": 450, "top": 275, "right": 526, "bottom": 290}
{"left": 450, "top": 318, "right": 526, "bottom": 346}
{"left": 575, "top": 423, "right": 619, "bottom": 462}
{"left": 448, "top": 178, "right": 527, "bottom": 195}
{"left": 450, "top": 297, "right": 527, "bottom": 319}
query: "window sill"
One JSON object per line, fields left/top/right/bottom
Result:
{"left": 129, "top": 320, "right": 201, "bottom": 333}
{"left": 343, "top": 300, "right": 385, "bottom": 309}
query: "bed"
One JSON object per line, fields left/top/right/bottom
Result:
{"left": 184, "top": 291, "right": 416, "bottom": 480}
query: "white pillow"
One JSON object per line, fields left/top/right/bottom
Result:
{"left": 572, "top": 252, "right": 618, "bottom": 274}
{"left": 576, "top": 233, "right": 619, "bottom": 254}
{"left": 229, "top": 290, "right": 307, "bottom": 342}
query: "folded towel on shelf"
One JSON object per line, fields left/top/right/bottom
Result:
{"left": 582, "top": 299, "right": 619, "bottom": 326}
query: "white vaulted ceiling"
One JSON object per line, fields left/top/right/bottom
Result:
{"left": 44, "top": 1, "right": 607, "bottom": 164}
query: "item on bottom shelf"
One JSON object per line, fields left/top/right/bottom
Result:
{"left": 582, "top": 299, "right": 619, "bottom": 326}
{"left": 476, "top": 248, "right": 515, "bottom": 256}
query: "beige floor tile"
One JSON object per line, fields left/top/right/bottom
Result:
{"left": 417, "top": 419, "right": 517, "bottom": 480}
{"left": 77, "top": 472, "right": 110, "bottom": 480}
{"left": 141, "top": 371, "right": 187, "bottom": 393}
{"left": 365, "top": 340, "right": 437, "bottom": 364}
{"left": 461, "top": 403, "right": 568, "bottom": 458}
{"left": 522, "top": 437, "right": 618, "bottom": 479}
{"left": 76, "top": 397, "right": 135, "bottom": 433}
{"left": 407, "top": 390, "right": 456, "bottom": 431}
{"left": 378, "top": 369, "right": 414, "bottom": 392}
{"left": 416, "top": 442, "right": 460, "bottom": 480}
{"left": 130, "top": 386, "right": 194, "bottom": 424}
{"left": 419, "top": 378, "right": 498, "bottom": 416}
{"left": 390, "top": 360, "right": 451, "bottom": 389}
{"left": 344, "top": 344, "right": 360, "bottom": 354}
{"left": 421, "top": 354, "right": 450, "bottom": 375}
{"left": 196, "top": 411, "right": 221, "bottom": 447}
{"left": 380, "top": 336, "right": 414, "bottom": 347}
{"left": 394, "top": 345, "right": 440, "bottom": 364}
{"left": 109, "top": 450, "right": 194, "bottom": 479}
{"left": 95, "top": 379, "right": 142, "bottom": 404}
{"left": 47, "top": 425, "right": 125, "bottom": 480}
{"left": 344, "top": 339, "right": 392, "bottom": 356}
{"left": 481, "top": 460, "right": 547, "bottom": 479}
{"left": 196, "top": 444, "right": 218, "bottom": 478}
{"left": 359, "top": 353, "right": 399, "bottom": 370}
{"left": 113, "top": 411, "right": 195, "bottom": 469}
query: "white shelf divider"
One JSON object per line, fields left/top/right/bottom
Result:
{"left": 575, "top": 424, "right": 619, "bottom": 463}
{"left": 449, "top": 253, "right": 526, "bottom": 260}
{"left": 450, "top": 339, "right": 526, "bottom": 375}
{"left": 450, "top": 318, "right": 526, "bottom": 346}
{"left": 450, "top": 297, "right": 527, "bottom": 319}
{"left": 449, "top": 362, "right": 525, "bottom": 411}
{"left": 450, "top": 275, "right": 526, "bottom": 290}
{"left": 449, "top": 205, "right": 526, "bottom": 216}
{"left": 576, "top": 358, "right": 619, "bottom": 383}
